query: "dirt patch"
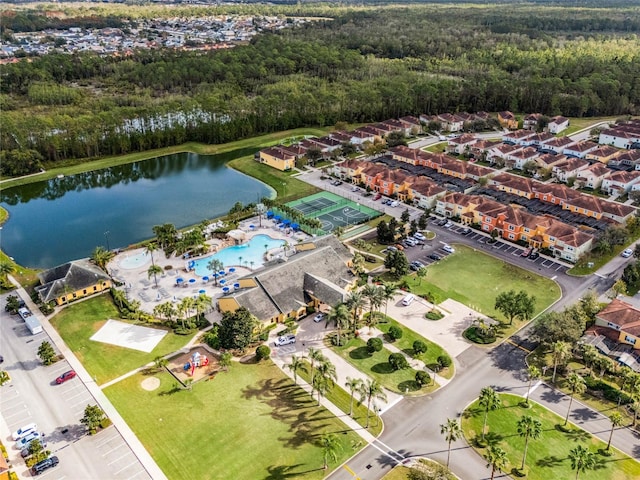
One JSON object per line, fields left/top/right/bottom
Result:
{"left": 167, "top": 346, "right": 221, "bottom": 384}
{"left": 141, "top": 377, "right": 161, "bottom": 391}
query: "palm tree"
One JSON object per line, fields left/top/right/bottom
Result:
{"left": 320, "top": 434, "right": 343, "bottom": 470}
{"left": 478, "top": 387, "right": 501, "bottom": 441}
{"left": 90, "top": 246, "right": 113, "bottom": 270}
{"left": 440, "top": 418, "right": 462, "bottom": 468}
{"left": 632, "top": 399, "right": 640, "bottom": 428}
{"left": 381, "top": 282, "right": 397, "bottom": 316}
{"left": 145, "top": 242, "right": 158, "bottom": 267}
{"left": 607, "top": 412, "right": 624, "bottom": 452}
{"left": 484, "top": 445, "right": 508, "bottom": 480}
{"left": 362, "top": 284, "right": 380, "bottom": 324}
{"left": 345, "top": 291, "right": 366, "bottom": 332}
{"left": 360, "top": 379, "right": 387, "bottom": 428}
{"left": 345, "top": 377, "right": 363, "bottom": 417}
{"left": 551, "top": 341, "right": 571, "bottom": 384}
{"left": 517, "top": 415, "right": 542, "bottom": 470}
{"left": 249, "top": 260, "right": 254, "bottom": 271}
{"left": 285, "top": 355, "right": 307, "bottom": 385}
{"left": 207, "top": 258, "right": 224, "bottom": 285}
{"left": 416, "top": 267, "right": 427, "bottom": 285}
{"left": 0, "top": 260, "right": 15, "bottom": 280}
{"left": 564, "top": 373, "right": 587, "bottom": 426}
{"left": 313, "top": 371, "right": 331, "bottom": 406}
{"left": 307, "top": 348, "right": 325, "bottom": 393}
{"left": 313, "top": 359, "right": 336, "bottom": 406}
{"left": 581, "top": 344, "right": 598, "bottom": 376}
{"left": 568, "top": 445, "right": 596, "bottom": 480}
{"left": 195, "top": 293, "right": 212, "bottom": 317}
{"left": 147, "top": 264, "right": 163, "bottom": 289}
{"left": 238, "top": 255, "right": 243, "bottom": 267}
{"left": 525, "top": 365, "right": 541, "bottom": 405}
{"left": 326, "top": 303, "right": 350, "bottom": 345}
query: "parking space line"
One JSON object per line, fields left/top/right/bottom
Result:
{"left": 95, "top": 433, "right": 121, "bottom": 448}
{"left": 127, "top": 468, "right": 148, "bottom": 480}
{"left": 108, "top": 450, "right": 133, "bottom": 466}
{"left": 113, "top": 460, "right": 139, "bottom": 475}
{"left": 102, "top": 442, "right": 128, "bottom": 457}
{"left": 555, "top": 265, "right": 564, "bottom": 271}
{"left": 64, "top": 390, "right": 88, "bottom": 402}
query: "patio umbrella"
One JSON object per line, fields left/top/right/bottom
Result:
{"left": 222, "top": 286, "right": 230, "bottom": 294}
{"left": 218, "top": 270, "right": 225, "bottom": 276}
{"left": 219, "top": 279, "right": 226, "bottom": 285}
{"left": 189, "top": 278, "right": 196, "bottom": 284}
{"left": 199, "top": 289, "right": 206, "bottom": 295}
{"left": 202, "top": 276, "right": 209, "bottom": 283}
{"left": 176, "top": 278, "right": 184, "bottom": 285}
{"left": 228, "top": 267, "right": 236, "bottom": 273}
{"left": 274, "top": 215, "right": 282, "bottom": 222}
{"left": 249, "top": 224, "right": 255, "bottom": 230}
{"left": 233, "top": 283, "right": 240, "bottom": 290}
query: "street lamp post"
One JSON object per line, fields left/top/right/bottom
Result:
{"left": 282, "top": 182, "right": 287, "bottom": 198}
{"left": 104, "top": 231, "right": 111, "bottom": 251}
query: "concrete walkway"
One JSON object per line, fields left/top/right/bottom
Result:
{"left": 8, "top": 276, "right": 167, "bottom": 480}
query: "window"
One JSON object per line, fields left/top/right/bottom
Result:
{"left": 61, "top": 296, "right": 66, "bottom": 302}
{"left": 72, "top": 293, "right": 77, "bottom": 298}
{"left": 508, "top": 234, "right": 515, "bottom": 240}
{"left": 485, "top": 217, "right": 491, "bottom": 223}
{"left": 93, "top": 286, "right": 97, "bottom": 291}
{"left": 624, "top": 335, "right": 637, "bottom": 345}
{"left": 608, "top": 322, "right": 621, "bottom": 331}
{"left": 83, "top": 289, "right": 87, "bottom": 295}
{"left": 549, "top": 237, "right": 555, "bottom": 242}
{"left": 508, "top": 225, "right": 514, "bottom": 231}
{"left": 522, "top": 235, "right": 527, "bottom": 241}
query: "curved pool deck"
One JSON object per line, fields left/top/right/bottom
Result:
{"left": 118, "top": 251, "right": 151, "bottom": 270}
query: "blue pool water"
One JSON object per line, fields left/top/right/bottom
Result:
{"left": 118, "top": 251, "right": 151, "bottom": 270}
{"left": 193, "top": 234, "right": 285, "bottom": 275}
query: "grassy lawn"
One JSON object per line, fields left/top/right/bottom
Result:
{"left": 402, "top": 244, "right": 560, "bottom": 329}
{"left": 331, "top": 337, "right": 438, "bottom": 395}
{"left": 50, "top": 295, "right": 194, "bottom": 384}
{"left": 462, "top": 393, "right": 640, "bottom": 480}
{"left": 424, "top": 143, "right": 446, "bottom": 153}
{"left": 104, "top": 362, "right": 361, "bottom": 480}
{"left": 381, "top": 466, "right": 411, "bottom": 479}
{"left": 296, "top": 360, "right": 383, "bottom": 436}
{"left": 376, "top": 315, "right": 453, "bottom": 379}
{"left": 569, "top": 232, "right": 640, "bottom": 275}
{"left": 559, "top": 116, "right": 618, "bottom": 137}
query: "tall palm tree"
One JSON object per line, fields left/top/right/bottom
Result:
{"left": 360, "top": 379, "right": 387, "bottom": 428}
{"left": 307, "top": 348, "right": 325, "bottom": 393}
{"left": 90, "top": 246, "right": 113, "bottom": 270}
{"left": 326, "top": 303, "right": 350, "bottom": 345}
{"left": 362, "top": 284, "right": 380, "bottom": 323}
{"left": 285, "top": 355, "right": 307, "bottom": 385}
{"left": 195, "top": 293, "right": 212, "bottom": 317}
{"left": 606, "top": 412, "right": 624, "bottom": 451}
{"left": 525, "top": 365, "right": 541, "bottom": 405}
{"left": 478, "top": 387, "right": 501, "bottom": 441}
{"left": 0, "top": 260, "right": 15, "bottom": 280}
{"left": 564, "top": 373, "right": 587, "bottom": 426}
{"left": 381, "top": 282, "right": 397, "bottom": 316}
{"left": 551, "top": 341, "right": 571, "bottom": 384}
{"left": 484, "top": 445, "right": 508, "bottom": 480}
{"left": 320, "top": 434, "right": 343, "bottom": 470}
{"left": 581, "top": 344, "right": 598, "bottom": 377}
{"left": 517, "top": 415, "right": 542, "bottom": 470}
{"left": 147, "top": 264, "right": 163, "bottom": 289}
{"left": 249, "top": 260, "right": 255, "bottom": 271}
{"left": 207, "top": 258, "right": 224, "bottom": 286}
{"left": 313, "top": 359, "right": 336, "bottom": 406}
{"left": 569, "top": 445, "right": 595, "bottom": 480}
{"left": 345, "top": 377, "right": 363, "bottom": 417}
{"left": 345, "top": 291, "right": 366, "bottom": 332}
{"left": 440, "top": 418, "right": 462, "bottom": 468}
{"left": 145, "top": 242, "right": 158, "bottom": 267}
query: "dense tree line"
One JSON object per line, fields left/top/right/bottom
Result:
{"left": 0, "top": 12, "right": 125, "bottom": 36}
{"left": 1, "top": 4, "right": 639, "bottom": 168}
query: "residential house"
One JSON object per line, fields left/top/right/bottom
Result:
{"left": 258, "top": 146, "right": 296, "bottom": 171}
{"left": 540, "top": 136, "right": 575, "bottom": 154}
{"left": 521, "top": 132, "right": 554, "bottom": 148}
{"left": 313, "top": 136, "right": 342, "bottom": 152}
{"left": 391, "top": 145, "right": 428, "bottom": 166}
{"left": 534, "top": 153, "right": 567, "bottom": 171}
{"left": 609, "top": 150, "right": 640, "bottom": 170}
{"left": 333, "top": 159, "right": 365, "bottom": 182}
{"left": 489, "top": 173, "right": 534, "bottom": 198}
{"left": 548, "top": 116, "right": 570, "bottom": 134}
{"left": 498, "top": 111, "right": 518, "bottom": 130}
{"left": 593, "top": 299, "right": 640, "bottom": 351}
{"left": 552, "top": 157, "right": 589, "bottom": 182}
{"left": 437, "top": 113, "right": 464, "bottom": 132}
{"left": 505, "top": 147, "right": 539, "bottom": 170}
{"left": 36, "top": 259, "right": 112, "bottom": 306}
{"left": 410, "top": 176, "right": 447, "bottom": 209}
{"left": 602, "top": 170, "right": 640, "bottom": 195}
{"left": 354, "top": 126, "right": 384, "bottom": 142}
{"left": 502, "top": 129, "right": 535, "bottom": 145}
{"left": 563, "top": 140, "right": 599, "bottom": 159}
{"left": 585, "top": 145, "right": 619, "bottom": 164}
{"left": 349, "top": 129, "right": 377, "bottom": 145}
{"left": 329, "top": 131, "right": 354, "bottom": 145}
{"left": 381, "top": 119, "right": 413, "bottom": 136}
{"left": 218, "top": 236, "right": 354, "bottom": 324}
{"left": 599, "top": 123, "right": 640, "bottom": 149}
{"left": 575, "top": 163, "right": 610, "bottom": 190}
{"left": 470, "top": 139, "right": 501, "bottom": 159}
{"left": 399, "top": 116, "right": 422, "bottom": 133}
{"left": 446, "top": 134, "right": 478, "bottom": 155}
{"left": 487, "top": 143, "right": 522, "bottom": 165}
{"left": 523, "top": 113, "right": 543, "bottom": 130}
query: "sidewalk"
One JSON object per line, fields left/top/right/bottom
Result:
{"left": 8, "top": 276, "right": 167, "bottom": 480}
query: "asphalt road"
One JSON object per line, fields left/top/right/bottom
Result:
{"left": 0, "top": 293, "right": 151, "bottom": 480}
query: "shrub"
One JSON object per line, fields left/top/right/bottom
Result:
{"left": 415, "top": 370, "right": 430, "bottom": 386}
{"left": 367, "top": 337, "right": 383, "bottom": 353}
{"left": 39, "top": 303, "right": 54, "bottom": 315}
{"left": 256, "top": 345, "right": 271, "bottom": 361}
{"left": 584, "top": 376, "right": 633, "bottom": 404}
{"left": 389, "top": 353, "right": 409, "bottom": 370}
{"left": 173, "top": 327, "right": 193, "bottom": 336}
{"left": 437, "top": 355, "right": 452, "bottom": 368}
{"left": 413, "top": 340, "right": 427, "bottom": 356}
{"left": 388, "top": 325, "right": 403, "bottom": 341}
{"left": 203, "top": 330, "right": 220, "bottom": 350}
{"left": 425, "top": 309, "right": 444, "bottom": 320}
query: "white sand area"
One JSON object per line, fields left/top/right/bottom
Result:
{"left": 90, "top": 319, "right": 167, "bottom": 353}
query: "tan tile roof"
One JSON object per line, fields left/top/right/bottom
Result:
{"left": 597, "top": 299, "right": 640, "bottom": 335}
{"left": 544, "top": 136, "right": 575, "bottom": 148}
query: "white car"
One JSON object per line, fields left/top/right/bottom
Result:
{"left": 313, "top": 313, "right": 325, "bottom": 323}
{"left": 442, "top": 244, "right": 455, "bottom": 254}
{"left": 413, "top": 232, "right": 426, "bottom": 241}
{"left": 390, "top": 201, "right": 399, "bottom": 207}
{"left": 17, "top": 431, "right": 41, "bottom": 448}
{"left": 351, "top": 186, "right": 359, "bottom": 192}
{"left": 621, "top": 248, "right": 633, "bottom": 258}
{"left": 12, "top": 423, "right": 38, "bottom": 441}
{"left": 274, "top": 335, "right": 296, "bottom": 346}
{"left": 444, "top": 221, "right": 453, "bottom": 228}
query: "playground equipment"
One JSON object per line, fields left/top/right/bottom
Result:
{"left": 183, "top": 351, "right": 210, "bottom": 376}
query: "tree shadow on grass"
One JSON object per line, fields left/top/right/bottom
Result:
{"left": 462, "top": 406, "right": 482, "bottom": 419}
{"left": 401, "top": 348, "right": 415, "bottom": 357}
{"left": 484, "top": 431, "right": 504, "bottom": 447}
{"left": 158, "top": 383, "right": 182, "bottom": 396}
{"left": 371, "top": 363, "right": 395, "bottom": 374}
{"left": 536, "top": 455, "right": 564, "bottom": 468}
{"left": 265, "top": 464, "right": 324, "bottom": 480}
{"left": 350, "top": 347, "right": 372, "bottom": 360}
{"left": 398, "top": 380, "right": 421, "bottom": 393}
{"left": 561, "top": 427, "right": 591, "bottom": 443}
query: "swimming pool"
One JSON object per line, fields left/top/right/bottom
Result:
{"left": 118, "top": 251, "right": 151, "bottom": 270}
{"left": 193, "top": 234, "right": 286, "bottom": 276}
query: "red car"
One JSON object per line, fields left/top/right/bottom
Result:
{"left": 56, "top": 370, "right": 76, "bottom": 384}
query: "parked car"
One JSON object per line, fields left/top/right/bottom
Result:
{"left": 436, "top": 218, "right": 448, "bottom": 226}
{"left": 351, "top": 186, "right": 359, "bottom": 192}
{"left": 404, "top": 238, "right": 417, "bottom": 247}
{"left": 429, "top": 253, "right": 442, "bottom": 261}
{"left": 460, "top": 227, "right": 471, "bottom": 234}
{"left": 529, "top": 251, "right": 540, "bottom": 260}
{"left": 31, "top": 456, "right": 58, "bottom": 476}
{"left": 373, "top": 193, "right": 382, "bottom": 200}
{"left": 17, "top": 431, "right": 41, "bottom": 448}
{"left": 313, "top": 313, "right": 325, "bottom": 323}
{"left": 521, "top": 247, "right": 532, "bottom": 257}
{"left": 413, "top": 260, "right": 425, "bottom": 269}
{"left": 390, "top": 201, "right": 400, "bottom": 207}
{"left": 394, "top": 244, "right": 405, "bottom": 251}
{"left": 621, "top": 248, "right": 634, "bottom": 258}
{"left": 443, "top": 221, "right": 453, "bottom": 228}
{"left": 385, "top": 246, "right": 398, "bottom": 252}
{"left": 413, "top": 232, "right": 426, "bottom": 241}
{"left": 274, "top": 335, "right": 296, "bottom": 347}
{"left": 18, "top": 307, "right": 32, "bottom": 320}
{"left": 56, "top": 370, "right": 76, "bottom": 384}
{"left": 12, "top": 423, "right": 38, "bottom": 441}
{"left": 442, "top": 244, "right": 455, "bottom": 254}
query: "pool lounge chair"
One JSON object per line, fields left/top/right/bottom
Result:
{"left": 139, "top": 291, "right": 152, "bottom": 302}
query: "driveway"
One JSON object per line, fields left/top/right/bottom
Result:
{"left": 385, "top": 294, "right": 474, "bottom": 359}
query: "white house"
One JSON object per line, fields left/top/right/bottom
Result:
{"left": 602, "top": 170, "right": 640, "bottom": 195}
{"left": 548, "top": 116, "right": 570, "bottom": 134}
{"left": 599, "top": 129, "right": 640, "bottom": 150}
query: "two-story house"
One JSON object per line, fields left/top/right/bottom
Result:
{"left": 548, "top": 116, "right": 570, "bottom": 134}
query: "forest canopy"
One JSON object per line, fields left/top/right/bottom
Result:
{"left": 1, "top": 2, "right": 639, "bottom": 166}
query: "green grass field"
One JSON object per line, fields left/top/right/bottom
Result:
{"left": 331, "top": 337, "right": 438, "bottom": 395}
{"left": 405, "top": 244, "right": 560, "bottom": 323}
{"left": 49, "top": 295, "right": 194, "bottom": 384}
{"left": 376, "top": 316, "right": 453, "bottom": 379}
{"left": 462, "top": 394, "right": 640, "bottom": 480}
{"left": 104, "top": 362, "right": 362, "bottom": 480}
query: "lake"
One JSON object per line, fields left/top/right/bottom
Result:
{"left": 0, "top": 151, "right": 273, "bottom": 269}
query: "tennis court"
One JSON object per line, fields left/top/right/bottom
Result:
{"left": 286, "top": 191, "right": 380, "bottom": 233}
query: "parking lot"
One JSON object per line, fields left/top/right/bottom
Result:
{"left": 0, "top": 294, "right": 151, "bottom": 480}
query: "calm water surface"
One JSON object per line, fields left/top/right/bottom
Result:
{"left": 0, "top": 152, "right": 273, "bottom": 268}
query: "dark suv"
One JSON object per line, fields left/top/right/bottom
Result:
{"left": 31, "top": 456, "right": 59, "bottom": 475}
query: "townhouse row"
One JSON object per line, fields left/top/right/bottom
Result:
{"left": 599, "top": 119, "right": 640, "bottom": 150}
